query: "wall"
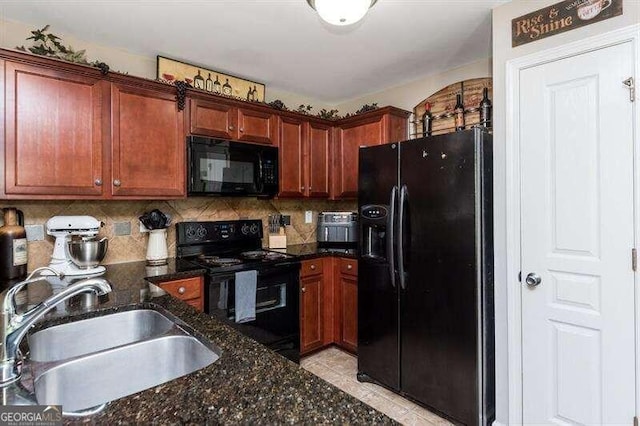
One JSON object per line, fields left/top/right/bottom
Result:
{"left": 491, "top": 0, "right": 640, "bottom": 424}
{"left": 0, "top": 198, "right": 356, "bottom": 270}
{"left": 0, "top": 17, "right": 334, "bottom": 111}
{"left": 336, "top": 57, "right": 491, "bottom": 114}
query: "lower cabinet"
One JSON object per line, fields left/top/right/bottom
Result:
{"left": 335, "top": 258, "right": 358, "bottom": 353}
{"left": 299, "top": 257, "right": 358, "bottom": 355}
{"left": 300, "top": 273, "right": 324, "bottom": 354}
{"left": 156, "top": 276, "right": 204, "bottom": 312}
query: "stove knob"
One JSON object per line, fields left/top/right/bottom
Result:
{"left": 186, "top": 226, "right": 196, "bottom": 238}
{"left": 241, "top": 224, "right": 250, "bottom": 235}
{"left": 250, "top": 224, "right": 259, "bottom": 234}
{"left": 196, "top": 226, "right": 207, "bottom": 239}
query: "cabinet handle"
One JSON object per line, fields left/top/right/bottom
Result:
{"left": 178, "top": 286, "right": 186, "bottom": 295}
{"left": 239, "top": 128, "right": 244, "bottom": 132}
{"left": 94, "top": 179, "right": 102, "bottom": 186}
{"left": 301, "top": 287, "right": 306, "bottom": 293}
{"left": 113, "top": 179, "right": 121, "bottom": 187}
{"left": 301, "top": 186, "right": 305, "bottom": 191}
{"left": 347, "top": 264, "right": 353, "bottom": 270}
{"left": 310, "top": 264, "right": 316, "bottom": 270}
{"left": 229, "top": 125, "right": 235, "bottom": 131}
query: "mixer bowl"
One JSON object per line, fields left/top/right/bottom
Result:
{"left": 67, "top": 238, "right": 108, "bottom": 269}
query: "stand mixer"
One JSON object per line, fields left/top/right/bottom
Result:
{"left": 45, "top": 216, "right": 107, "bottom": 276}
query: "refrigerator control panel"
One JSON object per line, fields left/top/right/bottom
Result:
{"left": 361, "top": 205, "right": 388, "bottom": 220}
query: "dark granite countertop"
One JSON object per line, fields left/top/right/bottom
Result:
{"left": 8, "top": 260, "right": 390, "bottom": 424}
{"left": 286, "top": 243, "right": 358, "bottom": 260}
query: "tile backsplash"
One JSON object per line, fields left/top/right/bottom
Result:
{"left": 0, "top": 198, "right": 356, "bottom": 271}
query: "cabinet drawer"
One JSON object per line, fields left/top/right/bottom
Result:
{"left": 339, "top": 258, "right": 357, "bottom": 276}
{"left": 301, "top": 259, "right": 324, "bottom": 277}
{"left": 159, "top": 276, "right": 202, "bottom": 301}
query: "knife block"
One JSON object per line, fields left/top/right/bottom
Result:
{"left": 268, "top": 229, "right": 287, "bottom": 249}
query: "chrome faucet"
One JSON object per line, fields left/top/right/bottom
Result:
{"left": 0, "top": 267, "right": 111, "bottom": 386}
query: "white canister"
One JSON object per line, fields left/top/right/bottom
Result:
{"left": 146, "top": 228, "right": 168, "bottom": 266}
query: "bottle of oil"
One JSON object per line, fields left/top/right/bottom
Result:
{"left": 0, "top": 208, "right": 27, "bottom": 280}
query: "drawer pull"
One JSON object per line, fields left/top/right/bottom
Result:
{"left": 178, "top": 286, "right": 186, "bottom": 295}
{"left": 301, "top": 287, "right": 306, "bottom": 293}
{"left": 347, "top": 264, "right": 353, "bottom": 270}
{"left": 113, "top": 179, "right": 121, "bottom": 187}
{"left": 310, "top": 264, "right": 316, "bottom": 270}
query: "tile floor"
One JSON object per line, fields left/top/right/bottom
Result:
{"left": 301, "top": 347, "right": 453, "bottom": 425}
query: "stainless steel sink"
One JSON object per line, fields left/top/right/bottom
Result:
{"left": 21, "top": 307, "right": 220, "bottom": 414}
{"left": 28, "top": 309, "right": 176, "bottom": 362}
{"left": 32, "top": 334, "right": 219, "bottom": 412}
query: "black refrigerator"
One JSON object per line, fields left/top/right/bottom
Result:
{"left": 357, "top": 128, "right": 494, "bottom": 426}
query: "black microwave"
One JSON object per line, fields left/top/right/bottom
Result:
{"left": 187, "top": 136, "right": 279, "bottom": 197}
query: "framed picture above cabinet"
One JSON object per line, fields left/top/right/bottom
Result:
{"left": 157, "top": 55, "right": 266, "bottom": 102}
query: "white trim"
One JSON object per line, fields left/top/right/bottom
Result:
{"left": 504, "top": 23, "right": 640, "bottom": 424}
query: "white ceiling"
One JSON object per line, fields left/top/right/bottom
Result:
{"left": 0, "top": 0, "right": 507, "bottom": 104}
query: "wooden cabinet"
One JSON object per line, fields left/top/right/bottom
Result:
{"left": 3, "top": 61, "right": 107, "bottom": 197}
{"left": 157, "top": 276, "right": 204, "bottom": 311}
{"left": 189, "top": 98, "right": 277, "bottom": 145}
{"left": 307, "top": 122, "right": 332, "bottom": 198}
{"left": 278, "top": 119, "right": 331, "bottom": 199}
{"left": 299, "top": 256, "right": 358, "bottom": 356}
{"left": 332, "top": 107, "right": 410, "bottom": 199}
{"left": 279, "top": 117, "right": 306, "bottom": 198}
{"left": 111, "top": 83, "right": 185, "bottom": 197}
{"left": 300, "top": 259, "right": 325, "bottom": 354}
{"left": 335, "top": 258, "right": 358, "bottom": 353}
{"left": 1, "top": 55, "right": 186, "bottom": 199}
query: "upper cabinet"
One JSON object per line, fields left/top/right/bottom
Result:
{"left": 278, "top": 118, "right": 332, "bottom": 199}
{"left": 332, "top": 107, "right": 410, "bottom": 199}
{"left": 110, "top": 83, "right": 185, "bottom": 198}
{"left": 0, "top": 49, "right": 409, "bottom": 201}
{"left": 189, "top": 98, "right": 277, "bottom": 145}
{"left": 3, "top": 61, "right": 107, "bottom": 197}
{"left": 1, "top": 54, "right": 186, "bottom": 199}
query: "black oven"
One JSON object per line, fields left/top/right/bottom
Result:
{"left": 204, "top": 263, "right": 300, "bottom": 362}
{"left": 187, "top": 136, "right": 279, "bottom": 197}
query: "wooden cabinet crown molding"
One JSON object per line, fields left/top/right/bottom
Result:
{"left": 0, "top": 48, "right": 410, "bottom": 127}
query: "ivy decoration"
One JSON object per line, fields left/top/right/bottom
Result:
{"left": 296, "top": 104, "right": 313, "bottom": 115}
{"left": 317, "top": 109, "right": 341, "bottom": 120}
{"left": 16, "top": 25, "right": 110, "bottom": 75}
{"left": 355, "top": 103, "right": 379, "bottom": 115}
{"left": 267, "top": 100, "right": 288, "bottom": 111}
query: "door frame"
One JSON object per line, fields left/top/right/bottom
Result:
{"left": 504, "top": 24, "right": 640, "bottom": 424}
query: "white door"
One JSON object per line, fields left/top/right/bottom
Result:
{"left": 520, "top": 42, "right": 636, "bottom": 425}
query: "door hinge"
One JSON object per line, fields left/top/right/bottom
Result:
{"left": 633, "top": 248, "right": 637, "bottom": 271}
{"left": 633, "top": 416, "right": 638, "bottom": 426}
{"left": 623, "top": 77, "right": 635, "bottom": 102}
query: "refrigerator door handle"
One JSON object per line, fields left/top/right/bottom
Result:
{"left": 398, "top": 184, "right": 408, "bottom": 290}
{"left": 387, "top": 185, "right": 398, "bottom": 288}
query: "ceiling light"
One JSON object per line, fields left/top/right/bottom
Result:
{"left": 307, "top": 0, "right": 378, "bottom": 26}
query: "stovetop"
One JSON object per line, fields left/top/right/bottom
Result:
{"left": 175, "top": 220, "right": 299, "bottom": 274}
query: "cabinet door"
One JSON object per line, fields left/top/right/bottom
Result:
{"left": 4, "top": 61, "right": 106, "bottom": 196}
{"left": 339, "top": 272, "right": 358, "bottom": 353}
{"left": 308, "top": 122, "right": 331, "bottom": 198}
{"left": 334, "top": 117, "right": 384, "bottom": 199}
{"left": 278, "top": 117, "right": 306, "bottom": 197}
{"left": 237, "top": 108, "right": 277, "bottom": 145}
{"left": 111, "top": 84, "right": 185, "bottom": 197}
{"left": 189, "top": 99, "right": 237, "bottom": 139}
{"left": 300, "top": 275, "right": 324, "bottom": 354}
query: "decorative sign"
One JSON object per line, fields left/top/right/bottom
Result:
{"left": 412, "top": 78, "right": 492, "bottom": 137}
{"left": 157, "top": 56, "right": 265, "bottom": 102}
{"left": 512, "top": 0, "right": 623, "bottom": 47}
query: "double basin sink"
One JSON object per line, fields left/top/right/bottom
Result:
{"left": 24, "top": 308, "right": 220, "bottom": 414}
